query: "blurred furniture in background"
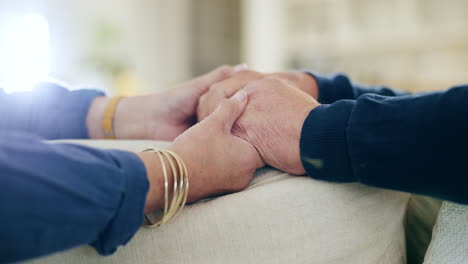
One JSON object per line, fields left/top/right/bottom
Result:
{"left": 190, "top": 0, "right": 241, "bottom": 76}
{"left": 423, "top": 201, "right": 468, "bottom": 264}
{"left": 2, "top": 0, "right": 467, "bottom": 95}
{"left": 245, "top": 0, "right": 468, "bottom": 92}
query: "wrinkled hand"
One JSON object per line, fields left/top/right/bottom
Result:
{"left": 197, "top": 69, "right": 318, "bottom": 121}
{"left": 167, "top": 90, "right": 263, "bottom": 202}
{"left": 232, "top": 77, "right": 320, "bottom": 175}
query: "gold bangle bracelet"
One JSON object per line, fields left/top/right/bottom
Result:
{"left": 167, "top": 150, "right": 189, "bottom": 219}
{"left": 160, "top": 150, "right": 179, "bottom": 223}
{"left": 143, "top": 149, "right": 169, "bottom": 227}
{"left": 143, "top": 148, "right": 189, "bottom": 228}
{"left": 162, "top": 150, "right": 188, "bottom": 223}
{"left": 102, "top": 96, "right": 124, "bottom": 139}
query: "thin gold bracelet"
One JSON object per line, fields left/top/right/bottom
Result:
{"left": 161, "top": 149, "right": 189, "bottom": 223}
{"left": 168, "top": 150, "right": 189, "bottom": 219}
{"left": 143, "top": 148, "right": 189, "bottom": 228}
{"left": 143, "top": 149, "right": 169, "bottom": 227}
{"left": 160, "top": 151, "right": 180, "bottom": 222}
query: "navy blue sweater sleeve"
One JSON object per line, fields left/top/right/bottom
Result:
{"left": 300, "top": 76, "right": 468, "bottom": 204}
{"left": 306, "top": 72, "right": 407, "bottom": 103}
{"left": 0, "top": 82, "right": 104, "bottom": 139}
{"left": 0, "top": 131, "right": 149, "bottom": 263}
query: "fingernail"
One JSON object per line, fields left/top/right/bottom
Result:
{"left": 232, "top": 63, "right": 248, "bottom": 73}
{"left": 232, "top": 90, "right": 247, "bottom": 102}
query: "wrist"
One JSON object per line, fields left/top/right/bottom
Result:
{"left": 301, "top": 72, "right": 319, "bottom": 99}
{"left": 137, "top": 151, "right": 174, "bottom": 214}
{"left": 113, "top": 96, "right": 149, "bottom": 139}
{"left": 167, "top": 144, "right": 213, "bottom": 203}
{"left": 86, "top": 96, "right": 110, "bottom": 139}
{"left": 87, "top": 95, "right": 146, "bottom": 139}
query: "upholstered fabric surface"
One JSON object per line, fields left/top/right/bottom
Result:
{"left": 405, "top": 195, "right": 443, "bottom": 264}
{"left": 26, "top": 140, "right": 410, "bottom": 264}
{"left": 424, "top": 202, "right": 468, "bottom": 264}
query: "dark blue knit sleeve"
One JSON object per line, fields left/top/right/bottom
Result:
{"left": 306, "top": 72, "right": 406, "bottom": 104}
{"left": 0, "top": 82, "right": 104, "bottom": 139}
{"left": 300, "top": 78, "right": 468, "bottom": 204}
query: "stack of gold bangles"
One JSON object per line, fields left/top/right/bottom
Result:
{"left": 142, "top": 148, "right": 189, "bottom": 228}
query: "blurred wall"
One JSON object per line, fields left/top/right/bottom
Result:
{"left": 242, "top": 0, "right": 286, "bottom": 72}
{"left": 0, "top": 0, "right": 192, "bottom": 93}
{"left": 1, "top": 0, "right": 467, "bottom": 94}
{"left": 191, "top": 0, "right": 241, "bottom": 76}
{"left": 281, "top": 0, "right": 468, "bottom": 92}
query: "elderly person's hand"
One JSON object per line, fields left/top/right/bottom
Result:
{"left": 197, "top": 69, "right": 318, "bottom": 121}
{"left": 87, "top": 64, "right": 247, "bottom": 140}
{"left": 138, "top": 90, "right": 263, "bottom": 213}
{"left": 231, "top": 77, "right": 320, "bottom": 175}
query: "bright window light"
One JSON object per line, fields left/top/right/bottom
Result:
{"left": 0, "top": 14, "right": 50, "bottom": 93}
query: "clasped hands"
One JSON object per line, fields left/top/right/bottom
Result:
{"left": 91, "top": 65, "right": 321, "bottom": 209}
{"left": 168, "top": 65, "right": 320, "bottom": 204}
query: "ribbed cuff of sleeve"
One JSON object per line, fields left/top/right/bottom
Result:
{"left": 304, "top": 72, "right": 355, "bottom": 104}
{"left": 300, "top": 101, "right": 356, "bottom": 182}
{"left": 90, "top": 150, "right": 149, "bottom": 255}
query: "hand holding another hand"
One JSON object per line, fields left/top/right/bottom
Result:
{"left": 139, "top": 90, "right": 262, "bottom": 212}
{"left": 197, "top": 69, "right": 318, "bottom": 121}
{"left": 88, "top": 64, "right": 248, "bottom": 140}
{"left": 97, "top": 64, "right": 321, "bottom": 214}
{"left": 167, "top": 90, "right": 263, "bottom": 203}
{"left": 231, "top": 77, "right": 320, "bottom": 175}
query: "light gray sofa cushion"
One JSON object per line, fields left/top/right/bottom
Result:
{"left": 424, "top": 202, "right": 468, "bottom": 264}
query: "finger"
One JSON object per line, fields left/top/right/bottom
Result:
{"left": 194, "top": 64, "right": 248, "bottom": 94}
{"left": 206, "top": 90, "right": 248, "bottom": 132}
{"left": 214, "top": 70, "right": 263, "bottom": 98}
{"left": 198, "top": 70, "right": 262, "bottom": 121}
{"left": 230, "top": 63, "right": 249, "bottom": 76}
{"left": 198, "top": 87, "right": 226, "bottom": 121}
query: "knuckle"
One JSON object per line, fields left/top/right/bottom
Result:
{"left": 208, "top": 82, "right": 223, "bottom": 92}
{"left": 208, "top": 82, "right": 221, "bottom": 91}
{"left": 209, "top": 83, "right": 230, "bottom": 98}
{"left": 244, "top": 79, "right": 268, "bottom": 94}
{"left": 271, "top": 72, "right": 299, "bottom": 82}
{"left": 237, "top": 69, "right": 262, "bottom": 79}
{"left": 245, "top": 77, "right": 286, "bottom": 93}
{"left": 199, "top": 94, "right": 212, "bottom": 110}
{"left": 216, "top": 65, "right": 232, "bottom": 77}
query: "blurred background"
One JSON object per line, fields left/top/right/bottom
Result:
{"left": 0, "top": 0, "right": 467, "bottom": 95}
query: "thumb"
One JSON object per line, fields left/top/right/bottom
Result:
{"left": 207, "top": 90, "right": 248, "bottom": 132}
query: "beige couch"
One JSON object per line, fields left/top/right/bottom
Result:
{"left": 26, "top": 140, "right": 412, "bottom": 264}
